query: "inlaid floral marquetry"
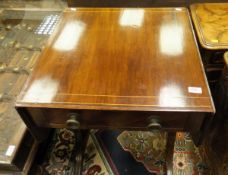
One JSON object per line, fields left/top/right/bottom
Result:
{"left": 190, "top": 3, "right": 228, "bottom": 50}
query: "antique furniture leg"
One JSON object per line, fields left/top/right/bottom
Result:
{"left": 66, "top": 113, "right": 89, "bottom": 175}
{"left": 71, "top": 130, "right": 89, "bottom": 175}
{"left": 165, "top": 132, "right": 175, "bottom": 175}
{"left": 148, "top": 119, "right": 175, "bottom": 175}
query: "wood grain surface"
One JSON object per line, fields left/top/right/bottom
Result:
{"left": 16, "top": 8, "right": 214, "bottom": 113}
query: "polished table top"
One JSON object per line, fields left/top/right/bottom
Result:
{"left": 16, "top": 8, "right": 214, "bottom": 113}
{"left": 190, "top": 3, "right": 228, "bottom": 50}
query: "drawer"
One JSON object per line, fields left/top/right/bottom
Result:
{"left": 26, "top": 108, "right": 201, "bottom": 131}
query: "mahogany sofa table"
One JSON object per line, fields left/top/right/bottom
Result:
{"left": 16, "top": 8, "right": 215, "bottom": 174}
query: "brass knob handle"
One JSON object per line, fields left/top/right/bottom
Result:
{"left": 66, "top": 113, "right": 80, "bottom": 130}
{"left": 148, "top": 119, "right": 162, "bottom": 131}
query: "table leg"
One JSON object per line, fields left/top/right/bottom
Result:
{"left": 165, "top": 132, "right": 176, "bottom": 175}
{"left": 16, "top": 108, "right": 50, "bottom": 142}
{"left": 71, "top": 129, "right": 89, "bottom": 175}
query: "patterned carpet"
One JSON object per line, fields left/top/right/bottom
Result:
{"left": 40, "top": 129, "right": 211, "bottom": 175}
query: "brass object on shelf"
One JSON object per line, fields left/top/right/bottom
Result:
{"left": 0, "top": 36, "right": 5, "bottom": 40}
{"left": 14, "top": 43, "right": 20, "bottom": 49}
{"left": 0, "top": 73, "right": 28, "bottom": 97}
{"left": 0, "top": 66, "right": 30, "bottom": 74}
{"left": 27, "top": 26, "right": 33, "bottom": 31}
{"left": 0, "top": 93, "right": 13, "bottom": 102}
{"left": 5, "top": 25, "right": 12, "bottom": 30}
{"left": 0, "top": 63, "right": 6, "bottom": 73}
{"left": 0, "top": 9, "right": 60, "bottom": 174}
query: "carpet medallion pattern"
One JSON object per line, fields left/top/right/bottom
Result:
{"left": 42, "top": 129, "right": 206, "bottom": 175}
{"left": 173, "top": 132, "right": 201, "bottom": 175}
{"left": 117, "top": 131, "right": 167, "bottom": 174}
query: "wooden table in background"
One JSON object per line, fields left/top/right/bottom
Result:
{"left": 191, "top": 3, "right": 228, "bottom": 174}
{"left": 191, "top": 3, "right": 228, "bottom": 50}
{"left": 15, "top": 8, "right": 214, "bottom": 174}
{"left": 191, "top": 3, "right": 228, "bottom": 87}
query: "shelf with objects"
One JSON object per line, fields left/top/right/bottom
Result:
{"left": 0, "top": 8, "right": 62, "bottom": 174}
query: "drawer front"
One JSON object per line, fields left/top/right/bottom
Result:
{"left": 27, "top": 108, "right": 196, "bottom": 131}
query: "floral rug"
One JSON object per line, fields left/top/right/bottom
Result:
{"left": 42, "top": 129, "right": 209, "bottom": 175}
{"left": 117, "top": 131, "right": 167, "bottom": 174}
{"left": 43, "top": 129, "right": 114, "bottom": 175}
